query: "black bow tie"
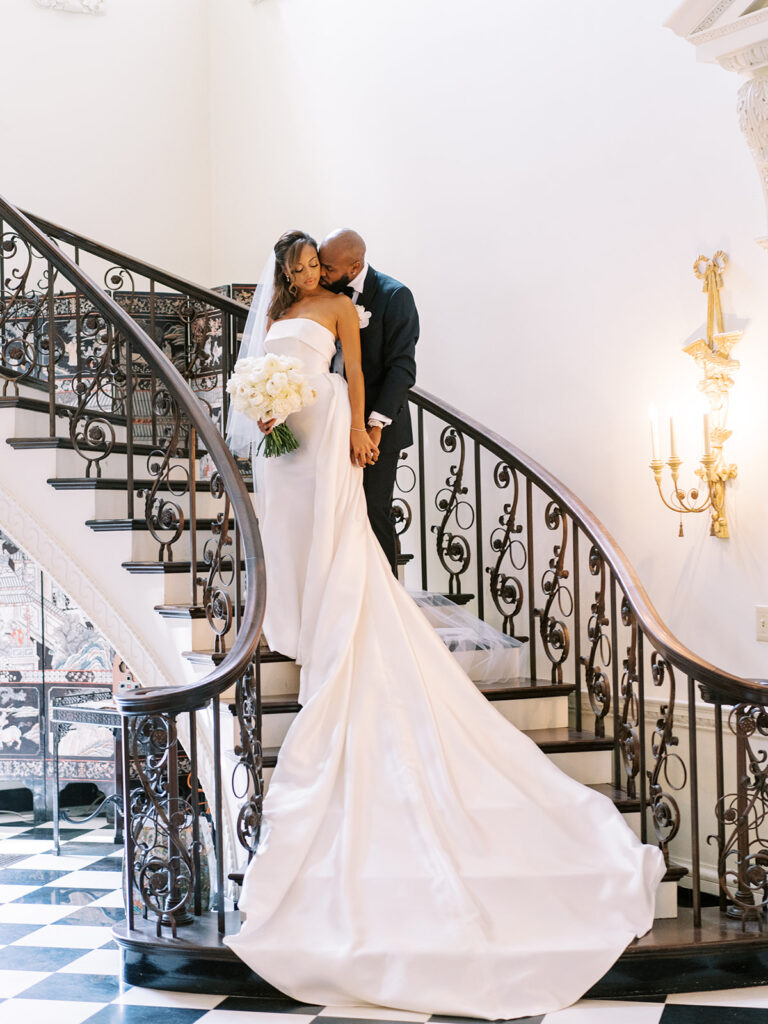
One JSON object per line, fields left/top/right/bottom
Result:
{"left": 346, "top": 284, "right": 356, "bottom": 297}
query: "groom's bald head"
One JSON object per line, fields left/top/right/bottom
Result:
{"left": 319, "top": 229, "right": 367, "bottom": 291}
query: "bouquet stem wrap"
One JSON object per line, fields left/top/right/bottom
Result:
{"left": 257, "top": 422, "right": 300, "bottom": 458}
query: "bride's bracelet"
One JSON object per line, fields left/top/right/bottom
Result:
{"left": 350, "top": 427, "right": 368, "bottom": 433}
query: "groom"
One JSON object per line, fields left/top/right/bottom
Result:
{"left": 319, "top": 229, "right": 419, "bottom": 576}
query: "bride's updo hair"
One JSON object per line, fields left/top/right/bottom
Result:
{"left": 268, "top": 229, "right": 318, "bottom": 322}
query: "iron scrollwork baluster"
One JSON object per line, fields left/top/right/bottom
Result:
{"left": 67, "top": 312, "right": 117, "bottom": 477}
{"left": 233, "top": 658, "right": 263, "bottom": 858}
{"left": 618, "top": 597, "right": 640, "bottom": 798}
{"left": 431, "top": 425, "right": 473, "bottom": 596}
{"left": 128, "top": 713, "right": 196, "bottom": 938}
{"left": 536, "top": 501, "right": 572, "bottom": 682}
{"left": 647, "top": 653, "right": 684, "bottom": 865}
{"left": 139, "top": 391, "right": 187, "bottom": 560}
{"left": 581, "top": 545, "right": 611, "bottom": 736}
{"left": 0, "top": 231, "right": 47, "bottom": 394}
{"left": 390, "top": 451, "right": 415, "bottom": 557}
{"left": 709, "top": 704, "right": 768, "bottom": 920}
{"left": 201, "top": 471, "right": 234, "bottom": 656}
{"left": 486, "top": 461, "right": 526, "bottom": 636}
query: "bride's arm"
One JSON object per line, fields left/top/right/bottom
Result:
{"left": 338, "top": 298, "right": 378, "bottom": 468}
{"left": 258, "top": 317, "right": 277, "bottom": 435}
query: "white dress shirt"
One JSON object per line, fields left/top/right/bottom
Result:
{"left": 348, "top": 263, "right": 391, "bottom": 429}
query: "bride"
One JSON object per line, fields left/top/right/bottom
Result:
{"left": 225, "top": 230, "right": 666, "bottom": 1021}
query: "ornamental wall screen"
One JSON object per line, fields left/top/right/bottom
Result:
{"left": 34, "top": 0, "right": 104, "bottom": 12}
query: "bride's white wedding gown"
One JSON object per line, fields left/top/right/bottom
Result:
{"left": 226, "top": 318, "right": 666, "bottom": 1021}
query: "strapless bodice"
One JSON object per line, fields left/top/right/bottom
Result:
{"left": 264, "top": 318, "right": 336, "bottom": 374}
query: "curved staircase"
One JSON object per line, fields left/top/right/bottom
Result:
{"left": 2, "top": 194, "right": 768, "bottom": 1003}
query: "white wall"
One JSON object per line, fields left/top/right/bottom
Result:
{"left": 2, "top": 0, "right": 766, "bottom": 681}
{"left": 0, "top": 0, "right": 212, "bottom": 281}
{"left": 208, "top": 0, "right": 768, "bottom": 680}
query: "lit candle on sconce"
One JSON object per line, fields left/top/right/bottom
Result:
{"left": 703, "top": 413, "right": 712, "bottom": 457}
{"left": 649, "top": 404, "right": 660, "bottom": 461}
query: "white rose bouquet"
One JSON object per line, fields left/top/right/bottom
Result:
{"left": 226, "top": 354, "right": 317, "bottom": 458}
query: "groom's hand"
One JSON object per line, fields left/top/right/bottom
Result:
{"left": 367, "top": 425, "right": 382, "bottom": 450}
{"left": 350, "top": 428, "right": 378, "bottom": 468}
{"left": 257, "top": 417, "right": 276, "bottom": 435}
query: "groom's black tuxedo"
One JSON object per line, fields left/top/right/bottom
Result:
{"left": 344, "top": 265, "right": 419, "bottom": 573}
{"left": 355, "top": 266, "right": 418, "bottom": 455}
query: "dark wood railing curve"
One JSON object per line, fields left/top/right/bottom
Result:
{"left": 0, "top": 195, "right": 265, "bottom": 937}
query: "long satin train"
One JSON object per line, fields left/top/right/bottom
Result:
{"left": 225, "top": 319, "right": 666, "bottom": 1020}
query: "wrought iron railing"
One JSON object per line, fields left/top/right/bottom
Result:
{"left": 0, "top": 195, "right": 265, "bottom": 938}
{"left": 395, "top": 387, "right": 768, "bottom": 927}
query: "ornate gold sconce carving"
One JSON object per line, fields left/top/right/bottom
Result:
{"left": 649, "top": 251, "right": 740, "bottom": 539}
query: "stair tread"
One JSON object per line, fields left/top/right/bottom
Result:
{"left": 49, "top": 477, "right": 242, "bottom": 492}
{"left": 588, "top": 783, "right": 641, "bottom": 813}
{"left": 183, "top": 647, "right": 291, "bottom": 664}
{"left": 154, "top": 603, "right": 213, "bottom": 619}
{"left": 523, "top": 727, "right": 615, "bottom": 752}
{"left": 258, "top": 727, "right": 612, "bottom": 769}
{"left": 86, "top": 517, "right": 234, "bottom": 531}
{"left": 478, "top": 678, "right": 573, "bottom": 699}
{"left": 0, "top": 393, "right": 127, "bottom": 425}
{"left": 8, "top": 436, "right": 196, "bottom": 458}
{"left": 228, "top": 677, "right": 572, "bottom": 715}
{"left": 124, "top": 560, "right": 245, "bottom": 574}
{"left": 186, "top": 645, "right": 573, "bottom": 701}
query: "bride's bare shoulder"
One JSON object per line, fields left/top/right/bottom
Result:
{"left": 317, "top": 286, "right": 350, "bottom": 306}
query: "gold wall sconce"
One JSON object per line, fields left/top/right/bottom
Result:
{"left": 649, "top": 251, "right": 740, "bottom": 539}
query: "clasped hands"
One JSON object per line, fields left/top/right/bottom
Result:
{"left": 350, "top": 425, "right": 380, "bottom": 469}
{"left": 256, "top": 418, "right": 381, "bottom": 469}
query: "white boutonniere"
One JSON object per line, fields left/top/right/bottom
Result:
{"left": 355, "top": 304, "right": 371, "bottom": 329}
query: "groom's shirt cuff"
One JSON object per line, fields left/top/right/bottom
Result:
{"left": 369, "top": 411, "right": 392, "bottom": 428}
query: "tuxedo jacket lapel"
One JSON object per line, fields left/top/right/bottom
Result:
{"left": 359, "top": 266, "right": 380, "bottom": 310}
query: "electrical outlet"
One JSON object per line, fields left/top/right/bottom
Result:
{"left": 757, "top": 606, "right": 768, "bottom": 642}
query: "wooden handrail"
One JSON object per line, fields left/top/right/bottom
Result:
{"left": 0, "top": 195, "right": 265, "bottom": 716}
{"left": 22, "top": 209, "right": 251, "bottom": 320}
{"left": 410, "top": 386, "right": 766, "bottom": 707}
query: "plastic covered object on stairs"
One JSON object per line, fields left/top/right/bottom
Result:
{"left": 409, "top": 590, "right": 528, "bottom": 682}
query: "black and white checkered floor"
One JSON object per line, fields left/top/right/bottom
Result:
{"left": 2, "top": 817, "right": 768, "bottom": 1023}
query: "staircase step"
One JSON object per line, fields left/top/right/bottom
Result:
{"left": 663, "top": 861, "right": 688, "bottom": 883}
{"left": 263, "top": 746, "right": 280, "bottom": 768}
{"left": 523, "top": 727, "right": 615, "bottom": 754}
{"left": 0, "top": 393, "right": 127, "bottom": 426}
{"left": 48, "top": 477, "right": 234, "bottom": 492}
{"left": 479, "top": 678, "right": 573, "bottom": 701}
{"left": 86, "top": 517, "right": 234, "bottom": 532}
{"left": 183, "top": 647, "right": 291, "bottom": 666}
{"left": 588, "top": 783, "right": 641, "bottom": 813}
{"left": 8, "top": 435, "right": 196, "bottom": 458}
{"left": 239, "top": 693, "right": 302, "bottom": 715}
{"left": 255, "top": 727, "right": 611, "bottom": 772}
{"left": 123, "top": 560, "right": 245, "bottom": 575}
{"left": 116, "top": 905, "right": 768, "bottom": 1001}
{"left": 442, "top": 593, "right": 474, "bottom": 606}
{"left": 154, "top": 604, "right": 211, "bottom": 620}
